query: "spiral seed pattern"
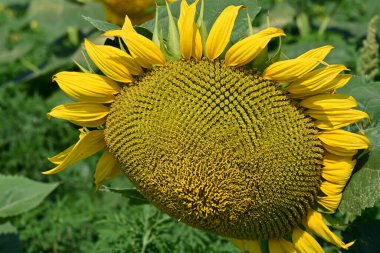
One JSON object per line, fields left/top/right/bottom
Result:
{"left": 105, "top": 59, "right": 323, "bottom": 240}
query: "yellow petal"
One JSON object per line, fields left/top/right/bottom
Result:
{"left": 322, "top": 156, "right": 356, "bottom": 184}
{"left": 179, "top": 0, "right": 199, "bottom": 60}
{"left": 300, "top": 94, "right": 356, "bottom": 110}
{"left": 317, "top": 193, "right": 342, "bottom": 212}
{"left": 48, "top": 102, "right": 109, "bottom": 127}
{"left": 48, "top": 145, "right": 74, "bottom": 165}
{"left": 84, "top": 39, "right": 142, "bottom": 82}
{"left": 287, "top": 65, "right": 347, "bottom": 95}
{"left": 178, "top": 0, "right": 189, "bottom": 30}
{"left": 53, "top": 71, "right": 121, "bottom": 103}
{"left": 263, "top": 46, "right": 333, "bottom": 82}
{"left": 268, "top": 238, "right": 296, "bottom": 253}
{"left": 320, "top": 180, "right": 346, "bottom": 196}
{"left": 193, "top": 27, "right": 203, "bottom": 60}
{"left": 122, "top": 15, "right": 137, "bottom": 33}
{"left": 43, "top": 130, "right": 106, "bottom": 174}
{"left": 318, "top": 130, "right": 370, "bottom": 151}
{"left": 94, "top": 150, "right": 121, "bottom": 190}
{"left": 297, "top": 45, "right": 334, "bottom": 59}
{"left": 292, "top": 227, "right": 325, "bottom": 253}
{"left": 308, "top": 109, "right": 369, "bottom": 129}
{"left": 229, "top": 239, "right": 262, "bottom": 253}
{"left": 103, "top": 30, "right": 166, "bottom": 68}
{"left": 303, "top": 210, "right": 355, "bottom": 250}
{"left": 323, "top": 145, "right": 358, "bottom": 157}
{"left": 205, "top": 5, "right": 244, "bottom": 60}
{"left": 225, "top": 27, "right": 285, "bottom": 67}
{"left": 290, "top": 74, "right": 352, "bottom": 98}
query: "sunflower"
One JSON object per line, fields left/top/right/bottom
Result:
{"left": 101, "top": 0, "right": 176, "bottom": 25}
{"left": 44, "top": 1, "right": 370, "bottom": 252}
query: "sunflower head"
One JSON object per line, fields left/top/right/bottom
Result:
{"left": 45, "top": 1, "right": 370, "bottom": 252}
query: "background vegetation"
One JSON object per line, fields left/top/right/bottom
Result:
{"left": 0, "top": 0, "right": 379, "bottom": 252}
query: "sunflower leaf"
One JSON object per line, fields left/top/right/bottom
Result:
{"left": 337, "top": 76, "right": 380, "bottom": 221}
{"left": 82, "top": 16, "right": 120, "bottom": 32}
{"left": 0, "top": 175, "right": 59, "bottom": 219}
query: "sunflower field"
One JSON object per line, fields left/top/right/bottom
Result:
{"left": 0, "top": 0, "right": 379, "bottom": 252}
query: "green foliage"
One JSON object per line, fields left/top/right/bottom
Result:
{"left": 337, "top": 76, "right": 380, "bottom": 221}
{"left": 357, "top": 16, "right": 379, "bottom": 80}
{"left": 0, "top": 175, "right": 58, "bottom": 219}
{"left": 0, "top": 0, "right": 103, "bottom": 87}
{"left": 0, "top": 85, "right": 77, "bottom": 177}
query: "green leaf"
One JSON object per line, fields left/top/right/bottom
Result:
{"left": 337, "top": 76, "right": 380, "bottom": 221}
{"left": 0, "top": 223, "right": 17, "bottom": 235}
{"left": 82, "top": 16, "right": 120, "bottom": 32}
{"left": 100, "top": 186, "right": 149, "bottom": 205}
{"left": 0, "top": 175, "right": 59, "bottom": 218}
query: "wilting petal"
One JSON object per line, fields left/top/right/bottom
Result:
{"left": 43, "top": 130, "right": 106, "bottom": 174}
{"left": 84, "top": 39, "right": 142, "bottom": 82}
{"left": 287, "top": 65, "right": 347, "bottom": 95}
{"left": 104, "top": 30, "right": 166, "bottom": 68}
{"left": 317, "top": 193, "right": 342, "bottom": 212}
{"left": 268, "top": 238, "right": 296, "bottom": 253}
{"left": 179, "top": 0, "right": 199, "bottom": 60}
{"left": 303, "top": 210, "right": 355, "bottom": 250}
{"left": 225, "top": 27, "right": 285, "bottom": 67}
{"left": 122, "top": 15, "right": 137, "bottom": 33}
{"left": 205, "top": 5, "right": 244, "bottom": 60}
{"left": 263, "top": 46, "right": 333, "bottom": 82}
{"left": 292, "top": 227, "right": 324, "bottom": 253}
{"left": 318, "top": 130, "right": 370, "bottom": 151}
{"left": 322, "top": 156, "right": 356, "bottom": 184}
{"left": 48, "top": 102, "right": 109, "bottom": 127}
{"left": 53, "top": 72, "right": 121, "bottom": 103}
{"left": 300, "top": 94, "right": 356, "bottom": 110}
{"left": 94, "top": 150, "right": 121, "bottom": 190}
{"left": 229, "top": 239, "right": 262, "bottom": 253}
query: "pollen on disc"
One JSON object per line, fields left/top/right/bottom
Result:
{"left": 104, "top": 59, "right": 324, "bottom": 240}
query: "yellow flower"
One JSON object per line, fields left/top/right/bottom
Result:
{"left": 101, "top": 0, "right": 177, "bottom": 26}
{"left": 45, "top": 1, "right": 370, "bottom": 252}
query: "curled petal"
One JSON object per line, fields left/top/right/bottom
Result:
{"left": 263, "top": 46, "right": 333, "bottom": 82}
{"left": 84, "top": 39, "right": 142, "bottom": 82}
{"left": 48, "top": 102, "right": 109, "bottom": 127}
{"left": 322, "top": 156, "right": 356, "bottom": 184}
{"left": 53, "top": 72, "right": 121, "bottom": 103}
{"left": 43, "top": 130, "right": 106, "bottom": 174}
{"left": 292, "top": 227, "right": 324, "bottom": 253}
{"left": 225, "top": 27, "right": 285, "bottom": 67}
{"left": 303, "top": 210, "right": 355, "bottom": 250}
{"left": 205, "top": 5, "right": 244, "bottom": 60}
{"left": 317, "top": 193, "right": 342, "bottom": 212}
{"left": 300, "top": 94, "right": 356, "bottom": 110}
{"left": 104, "top": 30, "right": 165, "bottom": 68}
{"left": 320, "top": 180, "right": 346, "bottom": 196}
{"left": 94, "top": 150, "right": 121, "bottom": 190}
{"left": 48, "top": 145, "right": 74, "bottom": 165}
